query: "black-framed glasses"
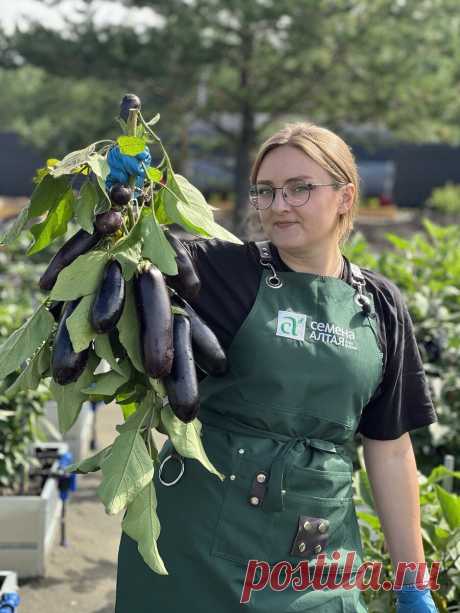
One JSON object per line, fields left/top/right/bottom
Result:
{"left": 248, "top": 179, "right": 345, "bottom": 210}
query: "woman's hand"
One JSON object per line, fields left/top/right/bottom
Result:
{"left": 395, "top": 585, "right": 438, "bottom": 612}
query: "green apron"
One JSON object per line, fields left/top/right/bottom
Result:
{"left": 115, "top": 242, "right": 384, "bottom": 612}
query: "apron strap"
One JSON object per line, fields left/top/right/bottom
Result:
{"left": 255, "top": 241, "right": 283, "bottom": 289}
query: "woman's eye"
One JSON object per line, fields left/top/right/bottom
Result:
{"left": 258, "top": 187, "right": 272, "bottom": 196}
{"left": 294, "top": 183, "right": 311, "bottom": 193}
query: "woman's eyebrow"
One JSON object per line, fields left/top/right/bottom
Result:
{"left": 256, "top": 175, "right": 314, "bottom": 184}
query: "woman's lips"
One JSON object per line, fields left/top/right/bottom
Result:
{"left": 273, "top": 221, "right": 298, "bottom": 229}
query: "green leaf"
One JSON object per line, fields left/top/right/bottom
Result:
{"left": 122, "top": 481, "right": 168, "bottom": 575}
{"left": 117, "top": 279, "right": 143, "bottom": 373}
{"left": 435, "top": 485, "right": 460, "bottom": 530}
{"left": 98, "top": 429, "right": 154, "bottom": 515}
{"left": 27, "top": 188, "right": 75, "bottom": 255}
{"left": 146, "top": 113, "right": 160, "bottom": 127}
{"left": 28, "top": 174, "right": 71, "bottom": 219}
{"left": 94, "top": 334, "right": 126, "bottom": 375}
{"left": 50, "top": 353, "right": 99, "bottom": 433}
{"left": 4, "top": 343, "right": 46, "bottom": 397}
{"left": 117, "top": 136, "right": 146, "bottom": 156}
{"left": 165, "top": 173, "right": 242, "bottom": 243}
{"left": 0, "top": 207, "right": 30, "bottom": 246}
{"left": 88, "top": 154, "right": 110, "bottom": 203}
{"left": 140, "top": 209, "right": 178, "bottom": 275}
{"left": 75, "top": 180, "right": 98, "bottom": 234}
{"left": 49, "top": 144, "right": 97, "bottom": 177}
{"left": 160, "top": 405, "right": 225, "bottom": 482}
{"left": 120, "top": 402, "right": 138, "bottom": 420}
{"left": 116, "top": 400, "right": 152, "bottom": 434}
{"left": 82, "top": 363, "right": 131, "bottom": 396}
{"left": 50, "top": 250, "right": 109, "bottom": 300}
{"left": 114, "top": 244, "right": 141, "bottom": 281}
{"left": 111, "top": 215, "right": 143, "bottom": 255}
{"left": 66, "top": 444, "right": 112, "bottom": 474}
{"left": 66, "top": 294, "right": 96, "bottom": 352}
{"left": 0, "top": 303, "right": 54, "bottom": 380}
{"left": 146, "top": 167, "right": 163, "bottom": 183}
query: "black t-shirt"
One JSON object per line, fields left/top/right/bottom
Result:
{"left": 181, "top": 237, "right": 438, "bottom": 441}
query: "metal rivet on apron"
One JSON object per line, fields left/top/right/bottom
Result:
{"left": 298, "top": 542, "right": 306, "bottom": 553}
{"left": 314, "top": 544, "right": 322, "bottom": 554}
{"left": 256, "top": 473, "right": 266, "bottom": 483}
{"left": 229, "top": 474, "right": 236, "bottom": 480}
{"left": 249, "top": 496, "right": 260, "bottom": 506}
{"left": 317, "top": 521, "right": 329, "bottom": 533}
{"left": 303, "top": 520, "right": 313, "bottom": 531}
{"left": 281, "top": 489, "right": 286, "bottom": 495}
{"left": 238, "top": 448, "right": 245, "bottom": 454}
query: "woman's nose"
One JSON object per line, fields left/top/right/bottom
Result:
{"left": 271, "top": 188, "right": 290, "bottom": 211}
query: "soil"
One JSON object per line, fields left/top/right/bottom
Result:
{"left": 17, "top": 401, "right": 167, "bottom": 613}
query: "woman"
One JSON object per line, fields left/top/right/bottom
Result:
{"left": 115, "top": 122, "right": 438, "bottom": 612}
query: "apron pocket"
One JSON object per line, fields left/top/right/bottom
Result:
{"left": 210, "top": 455, "right": 278, "bottom": 566}
{"left": 268, "top": 493, "right": 356, "bottom": 568}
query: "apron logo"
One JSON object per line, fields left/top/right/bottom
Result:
{"left": 309, "top": 320, "right": 358, "bottom": 351}
{"left": 276, "top": 311, "right": 307, "bottom": 341}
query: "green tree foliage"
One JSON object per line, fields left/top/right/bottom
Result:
{"left": 1, "top": 0, "right": 460, "bottom": 232}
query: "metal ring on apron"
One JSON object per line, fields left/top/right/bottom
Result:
{"left": 158, "top": 452, "right": 185, "bottom": 486}
{"left": 262, "top": 262, "right": 283, "bottom": 289}
{"left": 354, "top": 292, "right": 372, "bottom": 315}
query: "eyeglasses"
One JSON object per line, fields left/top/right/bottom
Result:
{"left": 248, "top": 179, "right": 345, "bottom": 210}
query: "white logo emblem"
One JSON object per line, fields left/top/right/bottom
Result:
{"left": 276, "top": 310, "right": 307, "bottom": 341}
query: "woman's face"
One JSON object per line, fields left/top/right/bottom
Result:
{"left": 256, "top": 145, "right": 353, "bottom": 254}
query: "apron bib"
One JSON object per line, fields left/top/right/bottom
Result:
{"left": 115, "top": 243, "right": 383, "bottom": 613}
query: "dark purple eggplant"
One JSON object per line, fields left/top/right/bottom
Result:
{"left": 48, "top": 300, "right": 63, "bottom": 322}
{"left": 119, "top": 93, "right": 141, "bottom": 122}
{"left": 91, "top": 260, "right": 125, "bottom": 333}
{"left": 94, "top": 210, "right": 123, "bottom": 235}
{"left": 164, "top": 314, "right": 199, "bottom": 423}
{"left": 52, "top": 299, "right": 89, "bottom": 385}
{"left": 172, "top": 295, "right": 228, "bottom": 377}
{"left": 134, "top": 265, "right": 173, "bottom": 378}
{"left": 39, "top": 229, "right": 102, "bottom": 292}
{"left": 109, "top": 183, "right": 132, "bottom": 206}
{"left": 164, "top": 230, "right": 201, "bottom": 301}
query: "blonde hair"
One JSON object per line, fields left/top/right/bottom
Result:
{"left": 250, "top": 122, "right": 360, "bottom": 246}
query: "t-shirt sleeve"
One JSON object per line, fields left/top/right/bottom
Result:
{"left": 356, "top": 279, "right": 438, "bottom": 440}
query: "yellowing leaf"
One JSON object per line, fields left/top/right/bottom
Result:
{"left": 117, "top": 136, "right": 146, "bottom": 157}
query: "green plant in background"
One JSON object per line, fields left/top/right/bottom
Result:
{"left": 354, "top": 458, "right": 460, "bottom": 612}
{"left": 345, "top": 220, "right": 460, "bottom": 476}
{"left": 426, "top": 183, "right": 460, "bottom": 215}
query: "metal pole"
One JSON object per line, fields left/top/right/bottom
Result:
{"left": 442, "top": 454, "right": 455, "bottom": 492}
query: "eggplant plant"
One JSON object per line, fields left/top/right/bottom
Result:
{"left": 0, "top": 94, "right": 240, "bottom": 574}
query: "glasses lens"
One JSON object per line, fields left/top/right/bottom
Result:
{"left": 284, "top": 180, "right": 312, "bottom": 206}
{"left": 249, "top": 184, "right": 273, "bottom": 209}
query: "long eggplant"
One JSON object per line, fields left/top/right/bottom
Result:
{"left": 164, "top": 314, "right": 200, "bottom": 423}
{"left": 164, "top": 230, "right": 201, "bottom": 301}
{"left": 52, "top": 299, "right": 89, "bottom": 385}
{"left": 91, "top": 260, "right": 125, "bottom": 333}
{"left": 39, "top": 229, "right": 102, "bottom": 291}
{"left": 134, "top": 264, "right": 173, "bottom": 378}
{"left": 172, "top": 295, "right": 228, "bottom": 377}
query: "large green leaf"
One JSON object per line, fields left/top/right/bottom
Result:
{"left": 50, "top": 353, "right": 99, "bottom": 433}
{"left": 28, "top": 187, "right": 75, "bottom": 255}
{"left": 75, "top": 180, "right": 98, "bottom": 234}
{"left": 0, "top": 207, "right": 29, "bottom": 246}
{"left": 114, "top": 244, "right": 141, "bottom": 281}
{"left": 28, "top": 174, "right": 71, "bottom": 219}
{"left": 50, "top": 250, "right": 109, "bottom": 300}
{"left": 67, "top": 444, "right": 113, "bottom": 474}
{"left": 88, "top": 154, "right": 110, "bottom": 203}
{"left": 82, "top": 363, "right": 131, "bottom": 396}
{"left": 117, "top": 280, "right": 143, "bottom": 373}
{"left": 49, "top": 144, "right": 97, "bottom": 177}
{"left": 98, "top": 429, "right": 154, "bottom": 515}
{"left": 94, "top": 334, "right": 126, "bottom": 375}
{"left": 160, "top": 405, "right": 225, "bottom": 481}
{"left": 4, "top": 342, "right": 47, "bottom": 397}
{"left": 66, "top": 293, "right": 96, "bottom": 352}
{"left": 140, "top": 209, "right": 178, "bottom": 275}
{"left": 122, "top": 481, "right": 168, "bottom": 575}
{"left": 0, "top": 303, "right": 55, "bottom": 380}
{"left": 435, "top": 485, "right": 460, "bottom": 530}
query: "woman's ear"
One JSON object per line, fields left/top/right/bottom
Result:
{"left": 338, "top": 183, "right": 355, "bottom": 214}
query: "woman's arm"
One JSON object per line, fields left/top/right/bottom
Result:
{"left": 361, "top": 433, "right": 426, "bottom": 575}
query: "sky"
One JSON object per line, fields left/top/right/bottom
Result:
{"left": 0, "top": 0, "right": 159, "bottom": 33}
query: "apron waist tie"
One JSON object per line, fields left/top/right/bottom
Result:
{"left": 199, "top": 409, "right": 341, "bottom": 513}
